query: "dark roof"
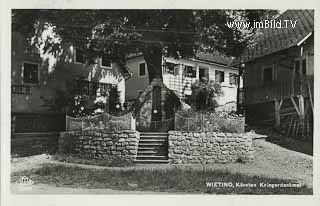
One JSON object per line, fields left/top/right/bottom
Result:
{"left": 241, "top": 10, "right": 314, "bottom": 62}
{"left": 125, "top": 51, "right": 235, "bottom": 66}
{"left": 195, "top": 51, "right": 234, "bottom": 66}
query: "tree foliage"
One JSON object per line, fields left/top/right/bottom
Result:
{"left": 12, "top": 9, "right": 279, "bottom": 81}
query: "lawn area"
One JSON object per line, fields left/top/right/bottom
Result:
{"left": 11, "top": 163, "right": 311, "bottom": 194}
{"left": 11, "top": 139, "right": 313, "bottom": 194}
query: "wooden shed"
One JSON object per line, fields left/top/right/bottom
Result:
{"left": 239, "top": 10, "right": 314, "bottom": 140}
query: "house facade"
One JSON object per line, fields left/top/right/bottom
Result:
{"left": 240, "top": 10, "right": 314, "bottom": 138}
{"left": 124, "top": 54, "right": 149, "bottom": 102}
{"left": 125, "top": 52, "right": 241, "bottom": 112}
{"left": 11, "top": 31, "right": 130, "bottom": 133}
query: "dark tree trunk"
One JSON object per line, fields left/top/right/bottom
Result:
{"left": 143, "top": 46, "right": 163, "bottom": 83}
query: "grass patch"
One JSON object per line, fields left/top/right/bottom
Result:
{"left": 11, "top": 164, "right": 312, "bottom": 194}
{"left": 53, "top": 154, "right": 133, "bottom": 167}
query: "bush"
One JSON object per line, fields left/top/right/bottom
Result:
{"left": 186, "top": 80, "right": 223, "bottom": 111}
{"left": 164, "top": 90, "right": 181, "bottom": 119}
{"left": 176, "top": 109, "right": 245, "bottom": 133}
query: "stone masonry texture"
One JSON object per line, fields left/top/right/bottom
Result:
{"left": 58, "top": 130, "right": 140, "bottom": 161}
{"left": 168, "top": 131, "right": 254, "bottom": 164}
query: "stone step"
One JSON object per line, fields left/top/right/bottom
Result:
{"left": 139, "top": 135, "right": 168, "bottom": 139}
{"left": 136, "top": 155, "right": 168, "bottom": 160}
{"left": 138, "top": 142, "right": 167, "bottom": 147}
{"left": 139, "top": 139, "right": 167, "bottom": 142}
{"left": 133, "top": 159, "right": 169, "bottom": 164}
{"left": 138, "top": 147, "right": 168, "bottom": 151}
{"left": 137, "top": 150, "right": 168, "bottom": 155}
{"left": 140, "top": 132, "right": 168, "bottom": 136}
{"left": 137, "top": 132, "right": 169, "bottom": 164}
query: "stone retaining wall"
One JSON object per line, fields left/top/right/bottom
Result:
{"left": 58, "top": 130, "right": 139, "bottom": 161}
{"left": 168, "top": 131, "right": 254, "bottom": 164}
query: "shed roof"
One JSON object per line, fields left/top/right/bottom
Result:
{"left": 241, "top": 10, "right": 314, "bottom": 63}
{"left": 126, "top": 51, "right": 235, "bottom": 67}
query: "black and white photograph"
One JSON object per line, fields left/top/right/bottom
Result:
{"left": 1, "top": 1, "right": 319, "bottom": 205}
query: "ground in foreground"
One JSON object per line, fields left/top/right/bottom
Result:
{"left": 11, "top": 139, "right": 313, "bottom": 194}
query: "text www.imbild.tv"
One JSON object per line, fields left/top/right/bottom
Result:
{"left": 226, "top": 20, "right": 298, "bottom": 29}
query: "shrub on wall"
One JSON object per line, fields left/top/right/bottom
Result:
{"left": 175, "top": 109, "right": 245, "bottom": 133}
{"left": 187, "top": 80, "right": 223, "bottom": 111}
{"left": 164, "top": 90, "right": 181, "bottom": 119}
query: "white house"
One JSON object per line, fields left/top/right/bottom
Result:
{"left": 125, "top": 52, "right": 241, "bottom": 111}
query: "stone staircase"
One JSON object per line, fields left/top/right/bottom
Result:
{"left": 134, "top": 132, "right": 169, "bottom": 164}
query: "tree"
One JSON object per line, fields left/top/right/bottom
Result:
{"left": 12, "top": 9, "right": 279, "bottom": 82}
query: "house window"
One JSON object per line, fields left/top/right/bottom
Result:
{"left": 229, "top": 73, "right": 238, "bottom": 85}
{"left": 263, "top": 67, "right": 273, "bottom": 83}
{"left": 139, "top": 63, "right": 146, "bottom": 76}
{"left": 164, "top": 62, "right": 175, "bottom": 74}
{"left": 23, "top": 62, "right": 39, "bottom": 84}
{"left": 75, "top": 48, "right": 86, "bottom": 63}
{"left": 101, "top": 56, "right": 112, "bottom": 67}
{"left": 174, "top": 66, "right": 180, "bottom": 75}
{"left": 215, "top": 70, "right": 225, "bottom": 83}
{"left": 184, "top": 65, "right": 196, "bottom": 78}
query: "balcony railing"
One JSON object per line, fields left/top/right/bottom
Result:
{"left": 243, "top": 77, "right": 313, "bottom": 104}
{"left": 76, "top": 79, "right": 114, "bottom": 97}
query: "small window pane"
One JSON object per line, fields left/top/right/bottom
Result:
{"left": 185, "top": 66, "right": 196, "bottom": 78}
{"left": 215, "top": 70, "right": 225, "bottom": 83}
{"left": 139, "top": 63, "right": 146, "bottom": 76}
{"left": 23, "top": 63, "right": 39, "bottom": 84}
{"left": 229, "top": 73, "right": 238, "bottom": 85}
{"left": 164, "top": 62, "right": 176, "bottom": 74}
